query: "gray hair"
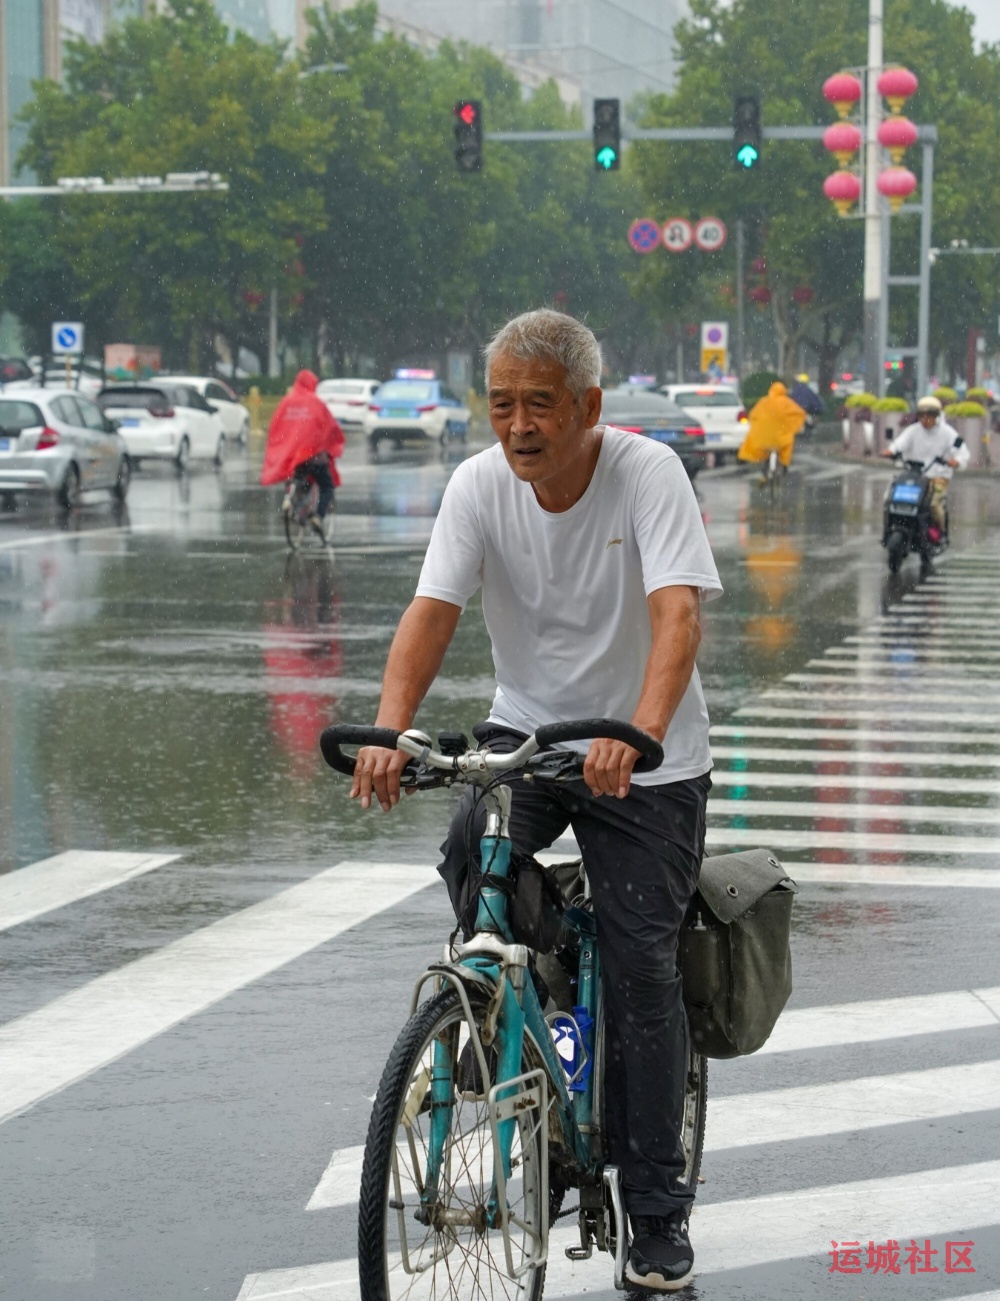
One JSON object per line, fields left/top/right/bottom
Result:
{"left": 484, "top": 309, "right": 602, "bottom": 401}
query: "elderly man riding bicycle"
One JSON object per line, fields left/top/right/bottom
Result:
{"left": 352, "top": 308, "right": 722, "bottom": 1290}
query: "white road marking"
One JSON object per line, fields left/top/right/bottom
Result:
{"left": 713, "top": 723, "right": 1000, "bottom": 745}
{"left": 823, "top": 645, "right": 1000, "bottom": 660}
{"left": 0, "top": 526, "right": 131, "bottom": 552}
{"left": 712, "top": 743, "right": 1000, "bottom": 769}
{"left": 0, "top": 851, "right": 179, "bottom": 933}
{"left": 735, "top": 704, "right": 1000, "bottom": 727}
{"left": 710, "top": 768, "right": 996, "bottom": 794}
{"left": 760, "top": 687, "right": 987, "bottom": 707}
{"left": 238, "top": 1159, "right": 1000, "bottom": 1299}
{"left": 709, "top": 798, "right": 1000, "bottom": 825}
{"left": 784, "top": 671, "right": 1000, "bottom": 694}
{"left": 782, "top": 861, "right": 1000, "bottom": 888}
{"left": 305, "top": 1053, "right": 1000, "bottom": 1210}
{"left": 706, "top": 1060, "right": 1000, "bottom": 1150}
{"left": 0, "top": 861, "right": 438, "bottom": 1126}
{"left": 702, "top": 826, "right": 1000, "bottom": 854}
{"left": 813, "top": 656, "right": 1000, "bottom": 673}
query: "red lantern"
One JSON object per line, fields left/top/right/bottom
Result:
{"left": 792, "top": 285, "right": 815, "bottom": 305}
{"left": 751, "top": 256, "right": 767, "bottom": 275}
{"left": 242, "top": 290, "right": 265, "bottom": 310}
{"left": 877, "top": 66, "right": 918, "bottom": 114}
{"left": 823, "top": 170, "right": 861, "bottom": 216}
{"left": 877, "top": 165, "right": 917, "bottom": 212}
{"left": 823, "top": 122, "right": 862, "bottom": 167}
{"left": 749, "top": 285, "right": 772, "bottom": 307}
{"left": 877, "top": 115, "right": 918, "bottom": 164}
{"left": 823, "top": 72, "right": 863, "bottom": 119}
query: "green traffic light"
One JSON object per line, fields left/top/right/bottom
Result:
{"left": 596, "top": 146, "right": 618, "bottom": 170}
{"left": 737, "top": 144, "right": 759, "bottom": 169}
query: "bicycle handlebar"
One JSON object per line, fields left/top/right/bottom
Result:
{"left": 319, "top": 718, "right": 664, "bottom": 781}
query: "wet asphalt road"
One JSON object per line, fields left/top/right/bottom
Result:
{"left": 1, "top": 432, "right": 999, "bottom": 1300}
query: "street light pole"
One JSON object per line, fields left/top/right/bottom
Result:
{"left": 735, "top": 218, "right": 746, "bottom": 381}
{"left": 862, "top": 0, "right": 884, "bottom": 396}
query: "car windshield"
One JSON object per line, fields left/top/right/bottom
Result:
{"left": 98, "top": 389, "right": 170, "bottom": 410}
{"left": 375, "top": 382, "right": 434, "bottom": 403}
{"left": 672, "top": 389, "right": 740, "bottom": 408}
{"left": 604, "top": 395, "right": 689, "bottom": 422}
{"left": 0, "top": 400, "right": 44, "bottom": 433}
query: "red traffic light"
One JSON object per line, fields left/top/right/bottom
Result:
{"left": 456, "top": 102, "right": 479, "bottom": 126}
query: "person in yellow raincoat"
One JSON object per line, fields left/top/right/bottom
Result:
{"left": 737, "top": 382, "right": 807, "bottom": 473}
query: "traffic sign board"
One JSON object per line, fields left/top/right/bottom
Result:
{"left": 52, "top": 322, "right": 84, "bottom": 355}
{"left": 694, "top": 217, "right": 727, "bottom": 252}
{"left": 662, "top": 218, "right": 694, "bottom": 253}
{"left": 628, "top": 219, "right": 661, "bottom": 253}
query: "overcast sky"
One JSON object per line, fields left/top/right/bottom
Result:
{"left": 956, "top": 0, "right": 1000, "bottom": 45}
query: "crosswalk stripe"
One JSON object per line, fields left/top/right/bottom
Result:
{"left": 712, "top": 743, "right": 1000, "bottom": 769}
{"left": 785, "top": 671, "right": 1000, "bottom": 694}
{"left": 702, "top": 826, "right": 1000, "bottom": 854}
{"left": 709, "top": 798, "right": 1000, "bottom": 825}
{"left": 0, "top": 861, "right": 438, "bottom": 1127}
{"left": 713, "top": 723, "right": 1000, "bottom": 745}
{"left": 238, "top": 1160, "right": 1000, "bottom": 1299}
{"left": 781, "top": 861, "right": 1000, "bottom": 888}
{"left": 812, "top": 656, "right": 1000, "bottom": 673}
{"left": 0, "top": 851, "right": 179, "bottom": 933}
{"left": 711, "top": 768, "right": 997, "bottom": 793}
{"left": 760, "top": 687, "right": 987, "bottom": 706}
{"left": 735, "top": 704, "right": 1000, "bottom": 727}
{"left": 823, "top": 645, "right": 1000, "bottom": 660}
{"left": 305, "top": 1057, "right": 1000, "bottom": 1211}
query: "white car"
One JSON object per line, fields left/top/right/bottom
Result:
{"left": 363, "top": 377, "right": 471, "bottom": 451}
{"left": 660, "top": 385, "right": 748, "bottom": 464}
{"left": 0, "top": 388, "right": 130, "bottom": 508}
{"left": 97, "top": 382, "right": 226, "bottom": 469}
{"left": 166, "top": 375, "right": 251, "bottom": 444}
{"left": 317, "top": 378, "right": 380, "bottom": 431}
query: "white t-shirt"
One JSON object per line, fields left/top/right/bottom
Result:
{"left": 415, "top": 427, "right": 723, "bottom": 785}
{"left": 889, "top": 419, "right": 969, "bottom": 480}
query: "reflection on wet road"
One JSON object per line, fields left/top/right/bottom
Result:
{"left": 1, "top": 438, "right": 999, "bottom": 1301}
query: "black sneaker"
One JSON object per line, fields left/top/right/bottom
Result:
{"left": 626, "top": 1210, "right": 694, "bottom": 1291}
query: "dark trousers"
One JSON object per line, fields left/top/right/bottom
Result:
{"left": 437, "top": 724, "right": 710, "bottom": 1216}
{"left": 296, "top": 454, "right": 334, "bottom": 518}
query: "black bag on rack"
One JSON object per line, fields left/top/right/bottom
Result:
{"left": 678, "top": 848, "right": 798, "bottom": 1059}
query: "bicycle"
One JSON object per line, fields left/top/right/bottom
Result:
{"left": 282, "top": 459, "right": 333, "bottom": 550}
{"left": 321, "top": 719, "right": 708, "bottom": 1299}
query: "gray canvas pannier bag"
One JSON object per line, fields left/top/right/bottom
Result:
{"left": 678, "top": 848, "right": 798, "bottom": 1059}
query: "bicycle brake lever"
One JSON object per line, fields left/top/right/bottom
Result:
{"left": 525, "top": 752, "right": 585, "bottom": 782}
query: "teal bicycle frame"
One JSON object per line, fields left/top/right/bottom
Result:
{"left": 408, "top": 783, "right": 627, "bottom": 1284}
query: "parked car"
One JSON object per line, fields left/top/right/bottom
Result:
{"left": 3, "top": 364, "right": 105, "bottom": 398}
{"left": 96, "top": 383, "right": 226, "bottom": 469}
{"left": 602, "top": 389, "right": 706, "bottom": 478}
{"left": 0, "top": 357, "right": 35, "bottom": 387}
{"left": 0, "top": 388, "right": 130, "bottom": 509}
{"left": 165, "top": 375, "right": 251, "bottom": 444}
{"left": 317, "top": 378, "right": 381, "bottom": 431}
{"left": 363, "top": 375, "right": 471, "bottom": 452}
{"left": 659, "top": 384, "right": 748, "bottom": 465}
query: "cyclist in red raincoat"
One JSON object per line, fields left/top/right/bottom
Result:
{"left": 261, "top": 370, "right": 345, "bottom": 534}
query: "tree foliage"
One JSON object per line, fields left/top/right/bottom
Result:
{"left": 2, "top": 0, "right": 657, "bottom": 380}
{"left": 628, "top": 0, "right": 1000, "bottom": 387}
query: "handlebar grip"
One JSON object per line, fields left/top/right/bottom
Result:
{"left": 320, "top": 724, "right": 402, "bottom": 776}
{"left": 534, "top": 719, "right": 664, "bottom": 773}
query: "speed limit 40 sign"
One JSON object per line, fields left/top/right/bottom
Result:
{"left": 694, "top": 217, "right": 727, "bottom": 252}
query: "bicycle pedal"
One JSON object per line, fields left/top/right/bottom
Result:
{"left": 565, "top": 1243, "right": 593, "bottom": 1261}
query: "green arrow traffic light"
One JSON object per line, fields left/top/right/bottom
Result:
{"left": 736, "top": 143, "right": 759, "bottom": 169}
{"left": 596, "top": 145, "right": 618, "bottom": 170}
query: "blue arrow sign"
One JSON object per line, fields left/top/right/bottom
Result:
{"left": 57, "top": 327, "right": 77, "bottom": 349}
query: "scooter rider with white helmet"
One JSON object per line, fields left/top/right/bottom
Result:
{"left": 881, "top": 396, "right": 969, "bottom": 542}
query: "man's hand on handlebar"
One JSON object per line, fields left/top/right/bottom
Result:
{"left": 350, "top": 745, "right": 413, "bottom": 812}
{"left": 583, "top": 737, "right": 643, "bottom": 799}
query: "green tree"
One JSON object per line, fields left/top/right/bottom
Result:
{"left": 15, "top": 0, "right": 327, "bottom": 370}
{"left": 628, "top": 0, "right": 1000, "bottom": 390}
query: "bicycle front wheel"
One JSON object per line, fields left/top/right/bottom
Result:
{"left": 358, "top": 987, "right": 548, "bottom": 1301}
